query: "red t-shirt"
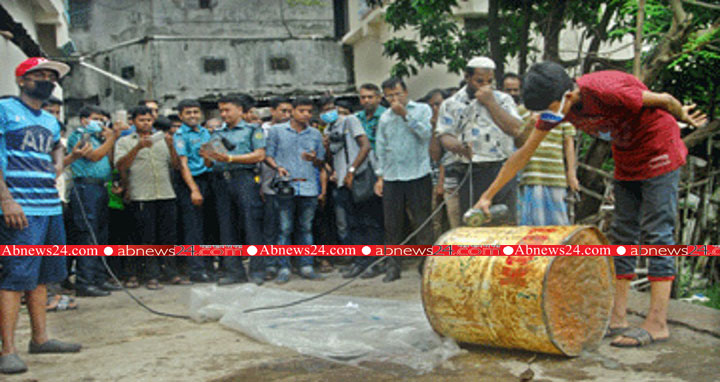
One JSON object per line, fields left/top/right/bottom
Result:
{"left": 536, "top": 71, "right": 687, "bottom": 181}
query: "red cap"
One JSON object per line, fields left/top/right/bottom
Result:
{"left": 15, "top": 57, "right": 71, "bottom": 78}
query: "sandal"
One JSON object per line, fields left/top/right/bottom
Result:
{"left": 167, "top": 276, "right": 193, "bottom": 285}
{"left": 124, "top": 277, "right": 140, "bottom": 289}
{"left": 47, "top": 294, "right": 78, "bottom": 312}
{"left": 604, "top": 326, "right": 630, "bottom": 338}
{"left": 319, "top": 260, "right": 334, "bottom": 273}
{"left": 146, "top": 279, "right": 163, "bottom": 290}
{"left": 610, "top": 327, "right": 669, "bottom": 348}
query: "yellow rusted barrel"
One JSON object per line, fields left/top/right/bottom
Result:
{"left": 422, "top": 226, "right": 614, "bottom": 356}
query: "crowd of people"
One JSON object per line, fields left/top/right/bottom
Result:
{"left": 0, "top": 54, "right": 708, "bottom": 374}
{"left": 48, "top": 57, "right": 582, "bottom": 292}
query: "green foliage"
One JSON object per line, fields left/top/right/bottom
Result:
{"left": 613, "top": 0, "right": 720, "bottom": 114}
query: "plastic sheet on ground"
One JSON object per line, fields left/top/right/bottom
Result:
{"left": 188, "top": 284, "right": 462, "bottom": 373}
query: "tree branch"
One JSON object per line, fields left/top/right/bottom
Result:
{"left": 683, "top": 0, "right": 720, "bottom": 12}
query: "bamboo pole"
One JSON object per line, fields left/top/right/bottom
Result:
{"left": 634, "top": 0, "right": 646, "bottom": 77}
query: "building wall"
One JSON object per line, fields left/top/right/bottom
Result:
{"left": 1, "top": 0, "right": 70, "bottom": 101}
{"left": 66, "top": 0, "right": 351, "bottom": 112}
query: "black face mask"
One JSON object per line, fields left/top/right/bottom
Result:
{"left": 25, "top": 80, "right": 56, "bottom": 101}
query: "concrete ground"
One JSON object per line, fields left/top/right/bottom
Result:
{"left": 5, "top": 261, "right": 720, "bottom": 382}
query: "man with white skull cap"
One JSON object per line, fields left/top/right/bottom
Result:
{"left": 435, "top": 56, "right": 523, "bottom": 223}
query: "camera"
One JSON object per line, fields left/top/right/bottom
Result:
{"left": 271, "top": 176, "right": 295, "bottom": 198}
{"left": 327, "top": 129, "right": 345, "bottom": 154}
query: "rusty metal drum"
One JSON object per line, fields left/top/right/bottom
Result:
{"left": 422, "top": 226, "right": 614, "bottom": 356}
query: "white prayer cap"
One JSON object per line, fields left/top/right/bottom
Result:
{"left": 467, "top": 56, "right": 496, "bottom": 70}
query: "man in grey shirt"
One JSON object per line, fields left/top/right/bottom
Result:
{"left": 319, "top": 97, "right": 382, "bottom": 278}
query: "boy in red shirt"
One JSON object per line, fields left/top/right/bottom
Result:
{"left": 476, "top": 62, "right": 706, "bottom": 348}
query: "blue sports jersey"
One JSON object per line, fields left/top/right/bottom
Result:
{"left": 0, "top": 97, "right": 62, "bottom": 216}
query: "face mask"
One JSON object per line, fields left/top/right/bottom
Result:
{"left": 84, "top": 120, "right": 104, "bottom": 133}
{"left": 320, "top": 109, "right": 339, "bottom": 124}
{"left": 539, "top": 91, "right": 569, "bottom": 126}
{"left": 26, "top": 80, "right": 56, "bottom": 101}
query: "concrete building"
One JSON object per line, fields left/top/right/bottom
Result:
{"left": 1, "top": 0, "right": 72, "bottom": 104}
{"left": 342, "top": 0, "right": 635, "bottom": 99}
{"left": 65, "top": 0, "right": 353, "bottom": 113}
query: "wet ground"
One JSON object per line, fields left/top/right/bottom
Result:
{"left": 5, "top": 261, "right": 720, "bottom": 382}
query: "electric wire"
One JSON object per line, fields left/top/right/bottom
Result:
{"left": 73, "top": 160, "right": 473, "bottom": 317}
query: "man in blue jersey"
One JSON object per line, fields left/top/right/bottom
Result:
{"left": 0, "top": 57, "right": 81, "bottom": 374}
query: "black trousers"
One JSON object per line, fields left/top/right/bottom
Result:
{"left": 452, "top": 161, "right": 517, "bottom": 224}
{"left": 383, "top": 175, "right": 433, "bottom": 245}
{"left": 126, "top": 199, "right": 177, "bottom": 280}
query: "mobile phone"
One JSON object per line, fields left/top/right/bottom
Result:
{"left": 113, "top": 110, "right": 128, "bottom": 124}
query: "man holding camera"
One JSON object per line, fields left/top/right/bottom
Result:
{"left": 66, "top": 105, "right": 122, "bottom": 296}
{"left": 204, "top": 95, "right": 266, "bottom": 285}
{"left": 0, "top": 57, "right": 81, "bottom": 374}
{"left": 266, "top": 97, "right": 326, "bottom": 282}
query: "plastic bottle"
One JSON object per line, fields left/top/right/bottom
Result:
{"left": 462, "top": 204, "right": 511, "bottom": 227}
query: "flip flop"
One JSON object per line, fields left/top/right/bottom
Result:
{"left": 610, "top": 327, "right": 669, "bottom": 348}
{"left": 604, "top": 326, "right": 629, "bottom": 338}
{"left": 28, "top": 339, "right": 82, "bottom": 354}
{"left": 146, "top": 279, "right": 163, "bottom": 290}
{"left": 0, "top": 353, "right": 27, "bottom": 374}
{"left": 47, "top": 295, "right": 78, "bottom": 312}
{"left": 124, "top": 277, "right": 140, "bottom": 289}
{"left": 166, "top": 276, "right": 193, "bottom": 285}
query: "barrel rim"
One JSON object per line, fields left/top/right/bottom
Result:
{"left": 560, "top": 225, "right": 609, "bottom": 245}
{"left": 541, "top": 256, "right": 614, "bottom": 356}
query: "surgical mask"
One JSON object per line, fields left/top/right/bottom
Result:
{"left": 26, "top": 80, "right": 56, "bottom": 101}
{"left": 84, "top": 120, "right": 104, "bottom": 133}
{"left": 320, "top": 109, "right": 339, "bottom": 124}
{"left": 539, "top": 91, "right": 569, "bottom": 125}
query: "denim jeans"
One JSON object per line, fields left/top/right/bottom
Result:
{"left": 262, "top": 194, "right": 278, "bottom": 245}
{"left": 333, "top": 187, "right": 352, "bottom": 245}
{"left": 334, "top": 188, "right": 384, "bottom": 267}
{"left": 70, "top": 182, "right": 109, "bottom": 288}
{"left": 611, "top": 169, "right": 679, "bottom": 280}
{"left": 275, "top": 196, "right": 316, "bottom": 268}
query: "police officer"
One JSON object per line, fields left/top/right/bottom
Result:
{"left": 204, "top": 94, "right": 266, "bottom": 285}
{"left": 174, "top": 99, "right": 211, "bottom": 283}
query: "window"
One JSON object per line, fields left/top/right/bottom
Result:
{"left": 199, "top": 0, "right": 212, "bottom": 9}
{"left": 69, "top": 0, "right": 92, "bottom": 30}
{"left": 121, "top": 66, "right": 135, "bottom": 79}
{"left": 269, "top": 57, "right": 291, "bottom": 72}
{"left": 203, "top": 58, "right": 226, "bottom": 74}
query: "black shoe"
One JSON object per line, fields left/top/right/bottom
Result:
{"left": 75, "top": 286, "right": 111, "bottom": 297}
{"left": 190, "top": 273, "right": 213, "bottom": 283}
{"left": 382, "top": 267, "right": 401, "bottom": 283}
{"left": 360, "top": 266, "right": 383, "bottom": 279}
{"left": 98, "top": 281, "right": 122, "bottom": 291}
{"left": 61, "top": 279, "right": 75, "bottom": 291}
{"left": 217, "top": 275, "right": 248, "bottom": 286}
{"left": 342, "top": 265, "right": 365, "bottom": 279}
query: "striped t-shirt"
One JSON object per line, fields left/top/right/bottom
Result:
{"left": 521, "top": 121, "right": 575, "bottom": 188}
{"left": 0, "top": 97, "right": 62, "bottom": 216}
